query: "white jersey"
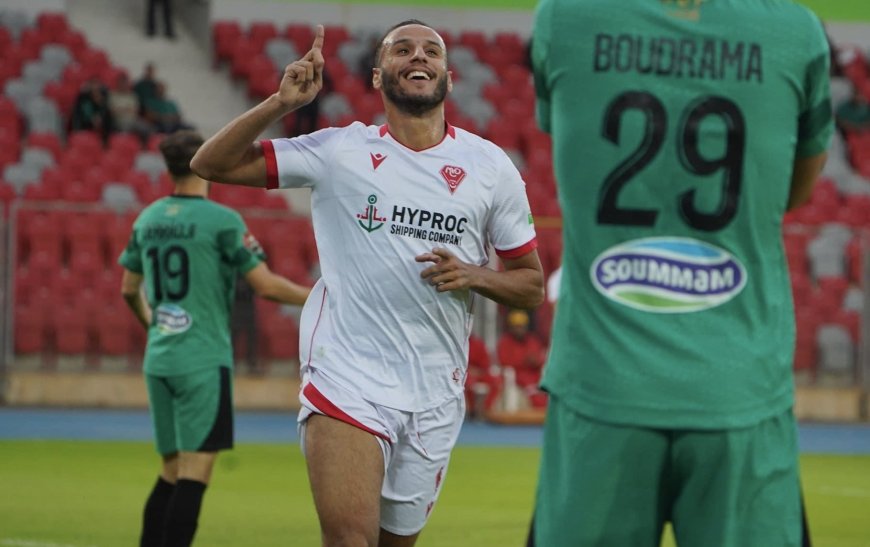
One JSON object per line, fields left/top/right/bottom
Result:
{"left": 263, "top": 122, "right": 537, "bottom": 411}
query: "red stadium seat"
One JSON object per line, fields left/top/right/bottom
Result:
{"left": 23, "top": 212, "right": 63, "bottom": 266}
{"left": 19, "top": 28, "right": 50, "bottom": 55}
{"left": 57, "top": 29, "right": 89, "bottom": 60}
{"left": 0, "top": 181, "right": 16, "bottom": 204}
{"left": 846, "top": 236, "right": 863, "bottom": 284}
{"left": 54, "top": 305, "right": 90, "bottom": 355}
{"left": 816, "top": 275, "right": 849, "bottom": 308}
{"left": 37, "top": 12, "right": 70, "bottom": 37}
{"left": 284, "top": 23, "right": 314, "bottom": 54}
{"left": 64, "top": 211, "right": 107, "bottom": 267}
{"left": 25, "top": 132, "right": 63, "bottom": 162}
{"left": 69, "top": 248, "right": 103, "bottom": 279}
{"left": 321, "top": 25, "right": 349, "bottom": 56}
{"left": 77, "top": 48, "right": 111, "bottom": 79}
{"left": 213, "top": 20, "right": 244, "bottom": 67}
{"left": 248, "top": 21, "right": 279, "bottom": 52}
{"left": 458, "top": 30, "right": 487, "bottom": 57}
{"left": 0, "top": 27, "right": 11, "bottom": 55}
{"left": 14, "top": 304, "right": 48, "bottom": 354}
{"left": 22, "top": 182, "right": 61, "bottom": 201}
{"left": 68, "top": 131, "right": 104, "bottom": 157}
{"left": 96, "top": 303, "right": 133, "bottom": 356}
{"left": 230, "top": 39, "right": 262, "bottom": 80}
{"left": 261, "top": 316, "right": 300, "bottom": 359}
{"left": 108, "top": 132, "right": 143, "bottom": 160}
{"left": 146, "top": 133, "right": 165, "bottom": 152}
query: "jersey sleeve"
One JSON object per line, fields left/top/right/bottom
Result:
{"left": 795, "top": 11, "right": 834, "bottom": 158}
{"left": 488, "top": 153, "right": 538, "bottom": 259}
{"left": 217, "top": 213, "right": 263, "bottom": 275}
{"left": 117, "top": 228, "right": 143, "bottom": 273}
{"left": 531, "top": 0, "right": 555, "bottom": 134}
{"left": 260, "top": 126, "right": 346, "bottom": 190}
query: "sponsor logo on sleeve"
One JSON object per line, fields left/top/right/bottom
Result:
{"left": 590, "top": 237, "right": 746, "bottom": 313}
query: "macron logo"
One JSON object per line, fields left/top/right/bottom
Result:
{"left": 370, "top": 152, "right": 387, "bottom": 171}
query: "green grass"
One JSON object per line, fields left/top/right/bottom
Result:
{"left": 274, "top": 0, "right": 870, "bottom": 21}
{"left": 2, "top": 441, "right": 870, "bottom": 546}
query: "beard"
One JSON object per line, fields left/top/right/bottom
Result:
{"left": 380, "top": 69, "right": 449, "bottom": 117}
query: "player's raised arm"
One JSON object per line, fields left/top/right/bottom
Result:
{"left": 190, "top": 24, "right": 326, "bottom": 187}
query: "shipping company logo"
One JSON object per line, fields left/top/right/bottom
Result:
{"left": 356, "top": 194, "right": 387, "bottom": 233}
{"left": 439, "top": 165, "right": 466, "bottom": 194}
{"left": 591, "top": 237, "right": 746, "bottom": 313}
{"left": 370, "top": 152, "right": 387, "bottom": 171}
{"left": 155, "top": 303, "right": 193, "bottom": 335}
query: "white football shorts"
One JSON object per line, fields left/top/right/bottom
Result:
{"left": 298, "top": 368, "right": 465, "bottom": 535}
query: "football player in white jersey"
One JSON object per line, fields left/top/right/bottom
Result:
{"left": 191, "top": 21, "right": 544, "bottom": 547}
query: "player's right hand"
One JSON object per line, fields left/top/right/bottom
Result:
{"left": 276, "top": 24, "right": 325, "bottom": 110}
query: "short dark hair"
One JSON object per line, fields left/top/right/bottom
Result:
{"left": 373, "top": 19, "right": 435, "bottom": 66}
{"left": 158, "top": 130, "right": 204, "bottom": 178}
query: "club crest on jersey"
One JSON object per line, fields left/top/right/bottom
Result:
{"left": 590, "top": 237, "right": 746, "bottom": 313}
{"left": 370, "top": 152, "right": 387, "bottom": 170}
{"left": 356, "top": 194, "right": 387, "bottom": 233}
{"left": 439, "top": 165, "right": 466, "bottom": 194}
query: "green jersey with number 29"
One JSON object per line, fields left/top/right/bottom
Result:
{"left": 119, "top": 195, "right": 263, "bottom": 376}
{"left": 532, "top": 0, "right": 833, "bottom": 428}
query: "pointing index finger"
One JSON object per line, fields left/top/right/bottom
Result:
{"left": 311, "top": 24, "right": 325, "bottom": 52}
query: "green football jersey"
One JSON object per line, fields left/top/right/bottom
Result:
{"left": 532, "top": 0, "right": 833, "bottom": 428}
{"left": 119, "top": 195, "right": 263, "bottom": 376}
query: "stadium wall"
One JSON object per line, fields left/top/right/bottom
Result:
{"left": 1, "top": 371, "right": 864, "bottom": 420}
{"left": 6, "top": 372, "right": 303, "bottom": 410}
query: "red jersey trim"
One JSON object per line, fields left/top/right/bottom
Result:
{"left": 378, "top": 122, "right": 456, "bottom": 152}
{"left": 302, "top": 383, "right": 392, "bottom": 443}
{"left": 260, "top": 140, "right": 279, "bottom": 189}
{"left": 495, "top": 237, "right": 538, "bottom": 259}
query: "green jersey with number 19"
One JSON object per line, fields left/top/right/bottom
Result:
{"left": 119, "top": 195, "right": 263, "bottom": 376}
{"left": 532, "top": 0, "right": 833, "bottom": 428}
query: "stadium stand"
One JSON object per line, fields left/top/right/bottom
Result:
{"left": 1, "top": 6, "right": 869, "bottom": 412}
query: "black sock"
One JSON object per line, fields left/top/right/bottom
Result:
{"left": 140, "top": 476, "right": 175, "bottom": 547}
{"left": 163, "top": 479, "right": 207, "bottom": 547}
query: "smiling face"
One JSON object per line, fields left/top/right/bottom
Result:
{"left": 373, "top": 24, "right": 452, "bottom": 117}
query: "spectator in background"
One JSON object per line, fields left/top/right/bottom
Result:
{"left": 497, "top": 309, "right": 547, "bottom": 408}
{"left": 144, "top": 81, "right": 190, "bottom": 134}
{"left": 70, "top": 77, "right": 112, "bottom": 142}
{"left": 134, "top": 63, "right": 160, "bottom": 115}
{"left": 835, "top": 87, "right": 870, "bottom": 135}
{"left": 465, "top": 334, "right": 502, "bottom": 419}
{"left": 146, "top": 0, "right": 175, "bottom": 39}
{"left": 109, "top": 72, "right": 153, "bottom": 142}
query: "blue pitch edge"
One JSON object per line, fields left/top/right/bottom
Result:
{"left": 1, "top": 408, "right": 870, "bottom": 454}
